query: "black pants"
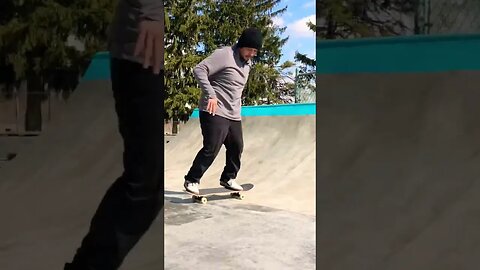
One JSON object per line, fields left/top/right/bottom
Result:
{"left": 185, "top": 111, "right": 243, "bottom": 183}
{"left": 65, "top": 58, "right": 164, "bottom": 270}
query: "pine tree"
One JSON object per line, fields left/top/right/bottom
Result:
{"left": 164, "top": 0, "right": 290, "bottom": 123}
{"left": 294, "top": 20, "right": 316, "bottom": 72}
{"left": 293, "top": 21, "right": 315, "bottom": 103}
{"left": 164, "top": 0, "right": 206, "bottom": 123}
{"left": 0, "top": 0, "right": 115, "bottom": 132}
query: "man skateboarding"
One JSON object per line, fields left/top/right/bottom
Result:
{"left": 183, "top": 27, "right": 263, "bottom": 195}
{"left": 64, "top": 1, "right": 164, "bottom": 269}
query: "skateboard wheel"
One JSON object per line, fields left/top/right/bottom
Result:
{"left": 230, "top": 193, "right": 244, "bottom": 200}
{"left": 192, "top": 196, "right": 207, "bottom": 204}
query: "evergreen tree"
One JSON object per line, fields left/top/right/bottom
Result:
{"left": 0, "top": 0, "right": 115, "bottom": 132}
{"left": 294, "top": 21, "right": 316, "bottom": 103}
{"left": 294, "top": 20, "right": 316, "bottom": 72}
{"left": 164, "top": 0, "right": 205, "bottom": 123}
{"left": 164, "top": 0, "right": 290, "bottom": 122}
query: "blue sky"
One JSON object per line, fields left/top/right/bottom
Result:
{"left": 272, "top": 0, "right": 316, "bottom": 69}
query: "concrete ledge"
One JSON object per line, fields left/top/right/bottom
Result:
{"left": 190, "top": 103, "right": 316, "bottom": 118}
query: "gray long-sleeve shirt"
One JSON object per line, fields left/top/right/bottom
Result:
{"left": 194, "top": 45, "right": 252, "bottom": 121}
{"left": 108, "top": 0, "right": 164, "bottom": 68}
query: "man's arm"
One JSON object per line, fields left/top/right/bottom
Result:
{"left": 133, "top": 0, "right": 164, "bottom": 74}
{"left": 193, "top": 49, "right": 227, "bottom": 99}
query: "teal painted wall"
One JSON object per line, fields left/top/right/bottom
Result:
{"left": 190, "top": 103, "right": 316, "bottom": 118}
{"left": 82, "top": 52, "right": 110, "bottom": 81}
{"left": 81, "top": 52, "right": 315, "bottom": 117}
{"left": 316, "top": 34, "right": 480, "bottom": 74}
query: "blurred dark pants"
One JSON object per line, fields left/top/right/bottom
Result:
{"left": 65, "top": 57, "right": 164, "bottom": 270}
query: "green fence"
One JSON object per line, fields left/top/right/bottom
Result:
{"left": 294, "top": 70, "right": 315, "bottom": 103}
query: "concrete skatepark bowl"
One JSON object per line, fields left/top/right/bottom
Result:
{"left": 0, "top": 53, "right": 316, "bottom": 270}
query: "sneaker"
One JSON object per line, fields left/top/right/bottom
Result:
{"left": 220, "top": 179, "right": 243, "bottom": 191}
{"left": 184, "top": 180, "right": 200, "bottom": 195}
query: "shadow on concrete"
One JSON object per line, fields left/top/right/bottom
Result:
{"left": 165, "top": 190, "right": 243, "bottom": 204}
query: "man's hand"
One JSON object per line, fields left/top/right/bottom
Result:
{"left": 134, "top": 20, "right": 164, "bottom": 75}
{"left": 207, "top": 98, "right": 218, "bottom": 115}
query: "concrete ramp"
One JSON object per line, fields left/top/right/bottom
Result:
{"left": 0, "top": 51, "right": 316, "bottom": 269}
{"left": 317, "top": 71, "right": 480, "bottom": 270}
{"left": 0, "top": 80, "right": 134, "bottom": 270}
{"left": 164, "top": 105, "right": 316, "bottom": 269}
{"left": 0, "top": 79, "right": 169, "bottom": 270}
{"left": 165, "top": 112, "right": 316, "bottom": 216}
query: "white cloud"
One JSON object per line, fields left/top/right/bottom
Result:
{"left": 286, "top": 15, "right": 315, "bottom": 38}
{"left": 272, "top": 16, "right": 285, "bottom": 27}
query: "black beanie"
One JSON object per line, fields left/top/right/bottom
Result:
{"left": 237, "top": 27, "right": 263, "bottom": 50}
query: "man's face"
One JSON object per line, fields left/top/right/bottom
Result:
{"left": 239, "top": 47, "right": 258, "bottom": 61}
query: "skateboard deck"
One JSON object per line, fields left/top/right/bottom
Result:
{"left": 184, "top": 183, "right": 254, "bottom": 204}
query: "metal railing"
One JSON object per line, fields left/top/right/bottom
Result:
{"left": 417, "top": 0, "right": 480, "bottom": 35}
{"left": 294, "top": 71, "right": 316, "bottom": 104}
{"left": 316, "top": 0, "right": 480, "bottom": 39}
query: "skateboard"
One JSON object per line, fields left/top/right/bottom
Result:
{"left": 184, "top": 183, "right": 254, "bottom": 204}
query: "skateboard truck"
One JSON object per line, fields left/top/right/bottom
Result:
{"left": 191, "top": 192, "right": 245, "bottom": 204}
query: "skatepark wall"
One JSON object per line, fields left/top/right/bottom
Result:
{"left": 317, "top": 33, "right": 480, "bottom": 269}
{"left": 84, "top": 51, "right": 316, "bottom": 133}
{"left": 317, "top": 33, "right": 480, "bottom": 74}
{"left": 83, "top": 54, "right": 316, "bottom": 216}
{"left": 190, "top": 102, "right": 315, "bottom": 118}
{"left": 82, "top": 52, "right": 111, "bottom": 81}
{"left": 0, "top": 81, "right": 73, "bottom": 136}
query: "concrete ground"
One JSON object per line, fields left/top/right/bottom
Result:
{"left": 163, "top": 107, "right": 316, "bottom": 269}
{"left": 164, "top": 199, "right": 315, "bottom": 269}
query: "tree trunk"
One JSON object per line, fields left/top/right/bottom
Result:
{"left": 25, "top": 74, "right": 43, "bottom": 132}
{"left": 172, "top": 117, "right": 179, "bottom": 134}
{"left": 326, "top": 10, "right": 335, "bottom": 39}
{"left": 413, "top": 0, "right": 422, "bottom": 34}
